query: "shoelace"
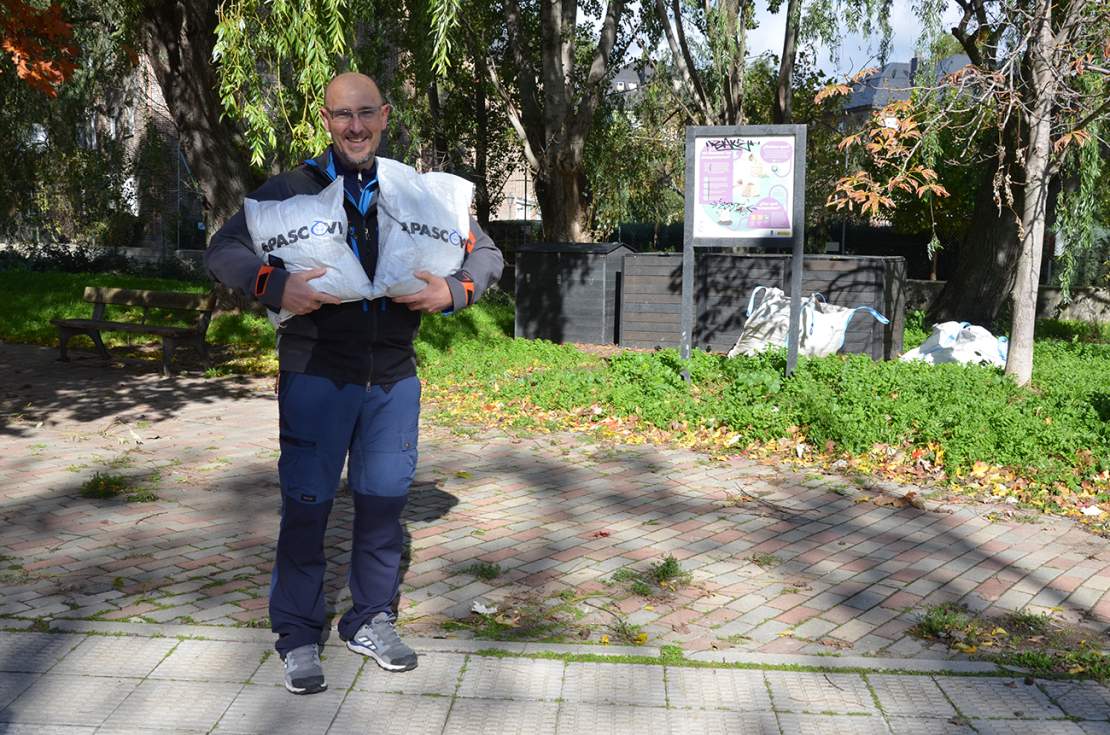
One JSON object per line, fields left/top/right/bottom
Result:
{"left": 286, "top": 645, "right": 317, "bottom": 674}
{"left": 370, "top": 617, "right": 404, "bottom": 650}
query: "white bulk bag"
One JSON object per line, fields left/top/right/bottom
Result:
{"left": 800, "top": 296, "right": 891, "bottom": 357}
{"left": 246, "top": 177, "right": 374, "bottom": 325}
{"left": 901, "top": 322, "right": 1009, "bottom": 367}
{"left": 373, "top": 157, "right": 473, "bottom": 298}
{"left": 727, "top": 287, "right": 890, "bottom": 358}
{"left": 727, "top": 286, "right": 791, "bottom": 357}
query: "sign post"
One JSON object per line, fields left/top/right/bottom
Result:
{"left": 681, "top": 124, "right": 807, "bottom": 376}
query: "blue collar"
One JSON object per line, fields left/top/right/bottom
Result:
{"left": 305, "top": 148, "right": 378, "bottom": 216}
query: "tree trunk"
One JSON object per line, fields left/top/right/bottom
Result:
{"left": 139, "top": 0, "right": 257, "bottom": 231}
{"left": 473, "top": 55, "right": 491, "bottom": 228}
{"left": 1006, "top": 2, "right": 1056, "bottom": 386}
{"left": 428, "top": 81, "right": 449, "bottom": 170}
{"left": 928, "top": 120, "right": 1024, "bottom": 326}
{"left": 773, "top": 0, "right": 802, "bottom": 124}
{"left": 536, "top": 163, "right": 588, "bottom": 242}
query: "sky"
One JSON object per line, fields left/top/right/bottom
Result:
{"left": 744, "top": 0, "right": 964, "bottom": 76}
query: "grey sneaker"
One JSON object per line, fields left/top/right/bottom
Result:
{"left": 282, "top": 643, "right": 327, "bottom": 695}
{"left": 346, "top": 611, "right": 418, "bottom": 672}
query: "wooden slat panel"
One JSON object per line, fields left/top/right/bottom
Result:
{"left": 84, "top": 288, "right": 215, "bottom": 311}
{"left": 623, "top": 314, "right": 683, "bottom": 326}
{"left": 620, "top": 332, "right": 681, "bottom": 344}
{"left": 621, "top": 302, "right": 682, "bottom": 314}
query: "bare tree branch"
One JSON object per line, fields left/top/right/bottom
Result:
{"left": 485, "top": 54, "right": 540, "bottom": 172}
{"left": 653, "top": 0, "right": 709, "bottom": 123}
{"left": 571, "top": 0, "right": 627, "bottom": 143}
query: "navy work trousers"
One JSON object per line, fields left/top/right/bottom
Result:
{"left": 270, "top": 371, "right": 420, "bottom": 657}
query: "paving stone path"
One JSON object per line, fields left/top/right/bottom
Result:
{"left": 2, "top": 341, "right": 1110, "bottom": 664}
{"left": 0, "top": 625, "right": 1109, "bottom": 733}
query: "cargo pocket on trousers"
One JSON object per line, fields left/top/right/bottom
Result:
{"left": 279, "top": 433, "right": 326, "bottom": 503}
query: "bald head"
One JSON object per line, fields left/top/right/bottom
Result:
{"left": 324, "top": 72, "right": 383, "bottom": 109}
{"left": 321, "top": 72, "right": 390, "bottom": 170}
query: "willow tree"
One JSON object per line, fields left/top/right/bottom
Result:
{"left": 214, "top": 0, "right": 516, "bottom": 226}
{"left": 487, "top": 0, "right": 638, "bottom": 241}
{"left": 648, "top": 0, "right": 751, "bottom": 125}
{"left": 770, "top": 0, "right": 892, "bottom": 124}
{"left": 826, "top": 0, "right": 1110, "bottom": 385}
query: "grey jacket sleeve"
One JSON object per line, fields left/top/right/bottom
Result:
{"left": 444, "top": 216, "right": 504, "bottom": 312}
{"left": 203, "top": 182, "right": 291, "bottom": 311}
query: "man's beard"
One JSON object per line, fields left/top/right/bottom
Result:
{"left": 337, "top": 146, "right": 375, "bottom": 169}
{"left": 350, "top": 151, "right": 374, "bottom": 167}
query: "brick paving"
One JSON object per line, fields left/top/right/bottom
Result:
{"left": 2, "top": 342, "right": 1110, "bottom": 660}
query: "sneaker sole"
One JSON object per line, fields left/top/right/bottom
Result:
{"left": 346, "top": 640, "right": 418, "bottom": 672}
{"left": 284, "top": 680, "right": 328, "bottom": 695}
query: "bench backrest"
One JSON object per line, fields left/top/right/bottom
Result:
{"left": 82, "top": 287, "right": 217, "bottom": 312}
{"left": 82, "top": 287, "right": 218, "bottom": 335}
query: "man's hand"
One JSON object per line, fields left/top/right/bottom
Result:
{"left": 280, "top": 267, "right": 342, "bottom": 315}
{"left": 392, "top": 271, "right": 453, "bottom": 313}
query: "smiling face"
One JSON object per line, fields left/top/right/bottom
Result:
{"left": 320, "top": 73, "right": 390, "bottom": 170}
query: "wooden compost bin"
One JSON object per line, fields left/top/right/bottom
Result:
{"left": 619, "top": 253, "right": 905, "bottom": 359}
{"left": 514, "top": 242, "right": 634, "bottom": 344}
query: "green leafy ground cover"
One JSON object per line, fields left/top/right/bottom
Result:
{"left": 911, "top": 603, "right": 1110, "bottom": 680}
{"left": 7, "top": 271, "right": 1109, "bottom": 526}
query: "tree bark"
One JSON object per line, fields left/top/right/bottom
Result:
{"left": 928, "top": 118, "right": 1024, "bottom": 326}
{"left": 534, "top": 162, "right": 588, "bottom": 242}
{"left": 427, "top": 80, "right": 449, "bottom": 170}
{"left": 139, "top": 0, "right": 256, "bottom": 231}
{"left": 773, "top": 0, "right": 801, "bottom": 124}
{"left": 1006, "top": 0, "right": 1056, "bottom": 386}
{"left": 473, "top": 51, "right": 491, "bottom": 228}
{"left": 497, "top": 0, "right": 625, "bottom": 241}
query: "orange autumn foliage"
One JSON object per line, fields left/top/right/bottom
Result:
{"left": 1, "top": 0, "right": 77, "bottom": 96}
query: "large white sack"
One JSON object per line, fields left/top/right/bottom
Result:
{"left": 900, "top": 322, "right": 1009, "bottom": 367}
{"left": 727, "top": 286, "right": 791, "bottom": 357}
{"left": 727, "top": 287, "right": 889, "bottom": 358}
{"left": 373, "top": 157, "right": 472, "bottom": 298}
{"left": 246, "top": 177, "right": 374, "bottom": 325}
{"left": 800, "top": 297, "right": 890, "bottom": 357}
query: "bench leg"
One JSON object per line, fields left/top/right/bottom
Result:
{"left": 89, "top": 331, "right": 111, "bottom": 360}
{"left": 56, "top": 327, "right": 110, "bottom": 362}
{"left": 196, "top": 336, "right": 210, "bottom": 368}
{"left": 57, "top": 327, "right": 73, "bottom": 362}
{"left": 161, "top": 337, "right": 177, "bottom": 377}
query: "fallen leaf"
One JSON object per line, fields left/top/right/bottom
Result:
{"left": 873, "top": 495, "right": 908, "bottom": 508}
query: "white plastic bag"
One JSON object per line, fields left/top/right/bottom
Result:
{"left": 901, "top": 321, "right": 1008, "bottom": 367}
{"left": 373, "top": 157, "right": 473, "bottom": 298}
{"left": 246, "top": 177, "right": 374, "bottom": 324}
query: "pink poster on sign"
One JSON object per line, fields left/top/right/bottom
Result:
{"left": 693, "top": 135, "right": 795, "bottom": 240}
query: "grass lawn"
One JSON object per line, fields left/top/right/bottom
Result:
{"left": 5, "top": 269, "right": 1109, "bottom": 526}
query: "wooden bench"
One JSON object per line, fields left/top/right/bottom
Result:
{"left": 52, "top": 287, "right": 218, "bottom": 376}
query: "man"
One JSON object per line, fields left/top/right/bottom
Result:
{"left": 204, "top": 72, "right": 503, "bottom": 695}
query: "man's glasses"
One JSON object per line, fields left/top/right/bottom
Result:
{"left": 326, "top": 106, "right": 385, "bottom": 125}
